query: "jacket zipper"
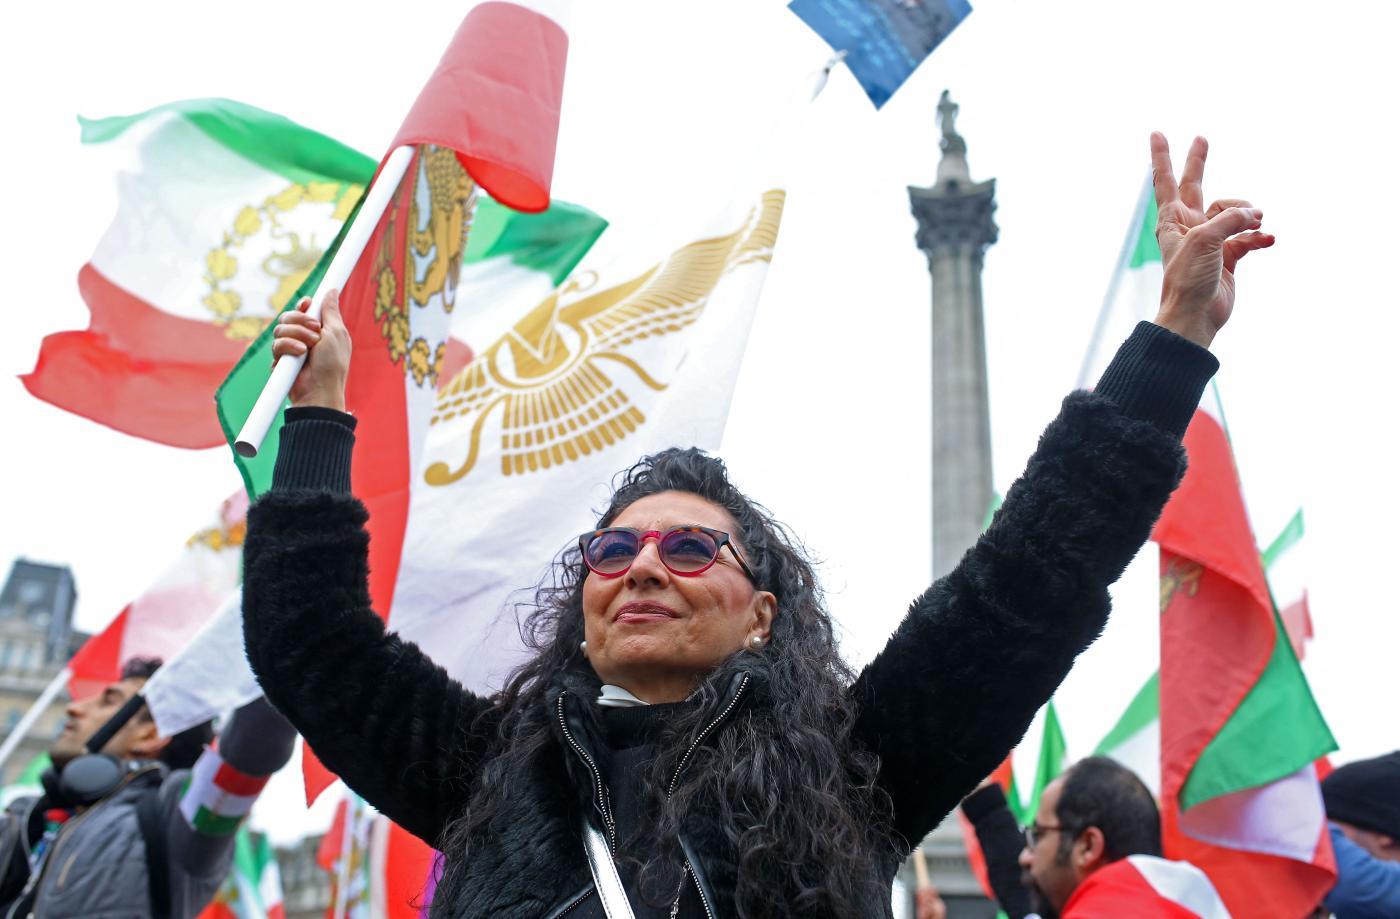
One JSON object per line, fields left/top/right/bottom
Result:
{"left": 3, "top": 781, "right": 111, "bottom": 919}
{"left": 554, "top": 887, "right": 593, "bottom": 917}
{"left": 667, "top": 674, "right": 750, "bottom": 918}
{"left": 45, "top": 767, "right": 159, "bottom": 894}
{"left": 667, "top": 674, "right": 750, "bottom": 797}
{"left": 556, "top": 693, "right": 617, "bottom": 852}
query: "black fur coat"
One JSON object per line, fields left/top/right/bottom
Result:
{"left": 243, "top": 322, "right": 1217, "bottom": 917}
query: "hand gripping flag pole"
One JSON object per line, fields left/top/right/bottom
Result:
{"left": 233, "top": 144, "right": 416, "bottom": 458}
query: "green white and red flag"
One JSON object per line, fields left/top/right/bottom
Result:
{"left": 1157, "top": 386, "right": 1335, "bottom": 919}
{"left": 1095, "top": 512, "right": 1311, "bottom": 797}
{"left": 179, "top": 744, "right": 271, "bottom": 837}
{"left": 1262, "top": 509, "right": 1312, "bottom": 659}
{"left": 22, "top": 99, "right": 370, "bottom": 448}
{"left": 315, "top": 793, "right": 436, "bottom": 919}
{"left": 1094, "top": 671, "right": 1161, "bottom": 795}
{"left": 197, "top": 829, "right": 285, "bottom": 919}
{"left": 23, "top": 83, "right": 597, "bottom": 450}
{"left": 959, "top": 698, "right": 1063, "bottom": 916}
{"left": 1084, "top": 183, "right": 1337, "bottom": 918}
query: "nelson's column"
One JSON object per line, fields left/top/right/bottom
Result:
{"left": 909, "top": 90, "right": 998, "bottom": 581}
{"left": 900, "top": 91, "right": 1000, "bottom": 919}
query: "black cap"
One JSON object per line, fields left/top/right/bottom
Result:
{"left": 1322, "top": 751, "right": 1400, "bottom": 840}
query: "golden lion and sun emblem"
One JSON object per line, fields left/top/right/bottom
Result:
{"left": 425, "top": 189, "right": 784, "bottom": 486}
{"left": 203, "top": 180, "right": 362, "bottom": 340}
{"left": 371, "top": 145, "right": 477, "bottom": 388}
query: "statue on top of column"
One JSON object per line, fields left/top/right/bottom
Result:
{"left": 937, "top": 90, "right": 967, "bottom": 157}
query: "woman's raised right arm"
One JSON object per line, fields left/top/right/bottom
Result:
{"left": 243, "top": 409, "right": 498, "bottom": 845}
{"left": 243, "top": 290, "right": 496, "bottom": 846}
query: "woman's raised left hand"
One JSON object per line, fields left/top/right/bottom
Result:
{"left": 1150, "top": 133, "right": 1275, "bottom": 348}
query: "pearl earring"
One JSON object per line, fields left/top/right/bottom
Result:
{"left": 749, "top": 635, "right": 763, "bottom": 649}
{"left": 580, "top": 640, "right": 588, "bottom": 652}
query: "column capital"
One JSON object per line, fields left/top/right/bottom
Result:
{"left": 908, "top": 179, "right": 999, "bottom": 257}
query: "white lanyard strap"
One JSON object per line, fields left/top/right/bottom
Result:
{"left": 581, "top": 815, "right": 636, "bottom": 919}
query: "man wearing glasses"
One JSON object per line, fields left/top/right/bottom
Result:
{"left": 1012, "top": 757, "right": 1228, "bottom": 918}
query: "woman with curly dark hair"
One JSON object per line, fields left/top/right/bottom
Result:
{"left": 243, "top": 134, "right": 1271, "bottom": 917}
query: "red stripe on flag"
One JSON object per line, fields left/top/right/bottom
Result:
{"left": 391, "top": 2, "right": 566, "bottom": 213}
{"left": 1155, "top": 410, "right": 1275, "bottom": 811}
{"left": 22, "top": 266, "right": 246, "bottom": 448}
{"left": 213, "top": 761, "right": 269, "bottom": 797}
{"left": 301, "top": 153, "right": 419, "bottom": 804}
{"left": 68, "top": 605, "right": 130, "bottom": 699}
{"left": 385, "top": 821, "right": 437, "bottom": 919}
{"left": 1162, "top": 797, "right": 1335, "bottom": 918}
{"left": 1155, "top": 407, "right": 1335, "bottom": 917}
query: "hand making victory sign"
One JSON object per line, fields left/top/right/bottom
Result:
{"left": 1150, "top": 133, "right": 1275, "bottom": 348}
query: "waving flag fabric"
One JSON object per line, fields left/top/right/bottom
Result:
{"left": 1157, "top": 385, "right": 1336, "bottom": 919}
{"left": 209, "top": 1, "right": 578, "bottom": 800}
{"left": 23, "top": 99, "right": 371, "bottom": 448}
{"left": 1095, "top": 671, "right": 1162, "bottom": 795}
{"left": 1096, "top": 509, "right": 1311, "bottom": 798}
{"left": 197, "top": 829, "right": 285, "bottom": 919}
{"left": 66, "top": 490, "right": 246, "bottom": 700}
{"left": 316, "top": 794, "right": 436, "bottom": 919}
{"left": 1083, "top": 183, "right": 1337, "bottom": 918}
{"left": 25, "top": 87, "right": 590, "bottom": 450}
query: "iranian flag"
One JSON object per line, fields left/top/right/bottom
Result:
{"left": 1263, "top": 510, "right": 1312, "bottom": 660}
{"left": 1095, "top": 671, "right": 1161, "bottom": 795}
{"left": 22, "top": 99, "right": 370, "bottom": 448}
{"left": 1085, "top": 183, "right": 1337, "bottom": 918}
{"left": 66, "top": 489, "right": 247, "bottom": 700}
{"left": 22, "top": 88, "right": 600, "bottom": 451}
{"left": 1096, "top": 511, "right": 1313, "bottom": 796}
{"left": 959, "top": 699, "right": 1064, "bottom": 916}
{"left": 318, "top": 794, "right": 438, "bottom": 919}
{"left": 197, "top": 828, "right": 285, "bottom": 919}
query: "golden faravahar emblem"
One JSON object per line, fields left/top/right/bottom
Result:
{"left": 425, "top": 189, "right": 784, "bottom": 486}
{"left": 1160, "top": 558, "right": 1205, "bottom": 614}
{"left": 203, "top": 180, "right": 362, "bottom": 340}
{"left": 371, "top": 145, "right": 477, "bottom": 387}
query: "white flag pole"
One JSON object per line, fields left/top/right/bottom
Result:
{"left": 0, "top": 666, "right": 71, "bottom": 773}
{"left": 234, "top": 145, "right": 418, "bottom": 458}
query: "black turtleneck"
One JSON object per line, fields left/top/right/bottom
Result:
{"left": 580, "top": 702, "right": 705, "bottom": 918}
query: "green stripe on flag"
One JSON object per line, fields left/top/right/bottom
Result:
{"left": 1127, "top": 194, "right": 1160, "bottom": 268}
{"left": 216, "top": 194, "right": 361, "bottom": 497}
{"left": 1262, "top": 509, "right": 1305, "bottom": 569}
{"left": 191, "top": 804, "right": 245, "bottom": 836}
{"left": 1180, "top": 611, "right": 1335, "bottom": 809}
{"left": 80, "top": 98, "right": 375, "bottom": 187}
{"left": 216, "top": 192, "right": 606, "bottom": 497}
{"left": 1025, "top": 701, "right": 1067, "bottom": 820}
{"left": 465, "top": 199, "right": 607, "bottom": 283}
{"left": 1094, "top": 673, "right": 1159, "bottom": 755}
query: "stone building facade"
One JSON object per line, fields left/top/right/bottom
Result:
{"left": 0, "top": 558, "right": 85, "bottom": 787}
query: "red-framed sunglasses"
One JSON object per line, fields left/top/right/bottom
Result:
{"left": 578, "top": 526, "right": 759, "bottom": 584}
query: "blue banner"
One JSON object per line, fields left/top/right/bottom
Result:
{"left": 788, "top": 0, "right": 971, "bottom": 108}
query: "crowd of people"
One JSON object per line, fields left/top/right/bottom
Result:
{"left": 0, "top": 134, "right": 1390, "bottom": 918}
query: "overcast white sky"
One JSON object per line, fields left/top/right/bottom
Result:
{"left": 3, "top": 0, "right": 1396, "bottom": 842}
